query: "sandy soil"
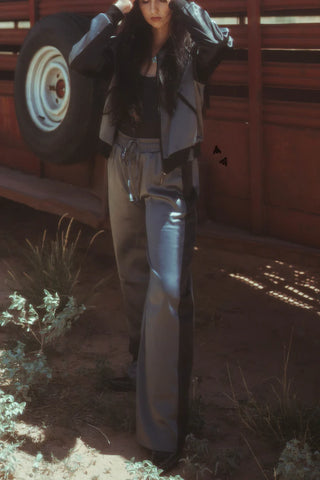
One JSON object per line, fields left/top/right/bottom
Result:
{"left": 0, "top": 198, "right": 319, "bottom": 479}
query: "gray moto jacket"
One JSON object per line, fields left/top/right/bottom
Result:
{"left": 69, "top": 0, "right": 233, "bottom": 173}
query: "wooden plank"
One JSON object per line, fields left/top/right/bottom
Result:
{"left": 262, "top": 0, "right": 320, "bottom": 14}
{"left": 211, "top": 60, "right": 248, "bottom": 86}
{"left": 263, "top": 101, "right": 320, "bottom": 129}
{"left": 265, "top": 206, "right": 320, "bottom": 250}
{"left": 0, "top": 165, "right": 105, "bottom": 228}
{"left": 263, "top": 62, "right": 320, "bottom": 90}
{"left": 0, "top": 96, "right": 21, "bottom": 146}
{"left": 229, "top": 25, "right": 247, "bottom": 49}
{"left": 0, "top": 53, "right": 18, "bottom": 71}
{"left": 38, "top": 0, "right": 247, "bottom": 18}
{"left": 200, "top": 0, "right": 247, "bottom": 15}
{"left": 38, "top": 0, "right": 246, "bottom": 18}
{"left": 0, "top": 28, "right": 28, "bottom": 46}
{"left": 38, "top": 0, "right": 113, "bottom": 17}
{"left": 212, "top": 61, "right": 320, "bottom": 90}
{"left": 206, "top": 96, "right": 249, "bottom": 122}
{"left": 264, "top": 124, "right": 320, "bottom": 215}
{"left": 0, "top": 80, "right": 14, "bottom": 96}
{"left": 262, "top": 23, "right": 320, "bottom": 50}
{"left": 0, "top": 1, "right": 29, "bottom": 21}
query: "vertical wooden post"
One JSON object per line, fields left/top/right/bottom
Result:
{"left": 28, "top": 0, "right": 37, "bottom": 26}
{"left": 247, "top": 0, "right": 264, "bottom": 234}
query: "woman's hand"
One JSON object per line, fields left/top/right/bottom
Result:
{"left": 114, "top": 0, "right": 133, "bottom": 14}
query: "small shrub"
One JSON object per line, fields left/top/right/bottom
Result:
{"left": 275, "top": 439, "right": 320, "bottom": 480}
{"left": 0, "top": 439, "right": 21, "bottom": 480}
{"left": 125, "top": 458, "right": 183, "bottom": 480}
{"left": 0, "top": 290, "right": 85, "bottom": 353}
{"left": 7, "top": 217, "right": 81, "bottom": 308}
{"left": 0, "top": 341, "right": 51, "bottom": 401}
{"left": 0, "top": 290, "right": 85, "bottom": 478}
{"left": 0, "top": 389, "right": 26, "bottom": 436}
{"left": 181, "top": 434, "right": 241, "bottom": 479}
{"left": 0, "top": 389, "right": 26, "bottom": 479}
{"left": 6, "top": 216, "right": 103, "bottom": 309}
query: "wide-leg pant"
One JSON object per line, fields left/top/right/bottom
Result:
{"left": 107, "top": 131, "right": 198, "bottom": 452}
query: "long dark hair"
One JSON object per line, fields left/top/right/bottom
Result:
{"left": 109, "top": 1, "right": 193, "bottom": 126}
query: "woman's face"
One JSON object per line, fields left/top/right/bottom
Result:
{"left": 138, "top": 0, "right": 172, "bottom": 31}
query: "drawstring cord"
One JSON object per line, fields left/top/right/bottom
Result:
{"left": 121, "top": 140, "right": 141, "bottom": 203}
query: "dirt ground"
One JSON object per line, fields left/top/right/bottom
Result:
{"left": 0, "top": 198, "right": 320, "bottom": 480}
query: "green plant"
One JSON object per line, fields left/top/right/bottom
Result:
{"left": 6, "top": 216, "right": 102, "bottom": 309}
{"left": 275, "top": 439, "right": 320, "bottom": 480}
{"left": 0, "top": 290, "right": 85, "bottom": 353}
{"left": 125, "top": 458, "right": 183, "bottom": 480}
{"left": 0, "top": 390, "right": 26, "bottom": 438}
{"left": 181, "top": 434, "right": 241, "bottom": 479}
{"left": 0, "top": 389, "right": 26, "bottom": 479}
{"left": 181, "top": 434, "right": 212, "bottom": 479}
{"left": 0, "top": 439, "right": 21, "bottom": 479}
{"left": 0, "top": 341, "right": 52, "bottom": 401}
{"left": 30, "top": 450, "right": 85, "bottom": 479}
{"left": 212, "top": 448, "right": 242, "bottom": 478}
{"left": 0, "top": 290, "right": 85, "bottom": 478}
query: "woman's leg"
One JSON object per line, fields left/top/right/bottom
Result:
{"left": 136, "top": 164, "right": 197, "bottom": 453}
{"left": 107, "top": 144, "right": 149, "bottom": 361}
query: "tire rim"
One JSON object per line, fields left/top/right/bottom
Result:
{"left": 26, "top": 46, "right": 70, "bottom": 132}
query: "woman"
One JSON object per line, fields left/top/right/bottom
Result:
{"left": 69, "top": 0, "right": 232, "bottom": 472}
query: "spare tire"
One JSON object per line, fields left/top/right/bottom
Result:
{"left": 14, "top": 13, "right": 105, "bottom": 164}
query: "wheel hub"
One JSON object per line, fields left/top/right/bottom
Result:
{"left": 26, "top": 46, "right": 71, "bottom": 132}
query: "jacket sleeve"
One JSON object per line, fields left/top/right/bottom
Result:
{"left": 68, "top": 5, "right": 123, "bottom": 77}
{"left": 169, "top": 0, "right": 233, "bottom": 83}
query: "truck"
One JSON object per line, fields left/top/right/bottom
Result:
{"left": 1, "top": 0, "right": 320, "bottom": 248}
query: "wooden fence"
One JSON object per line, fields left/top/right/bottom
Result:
{"left": 0, "top": 0, "right": 320, "bottom": 247}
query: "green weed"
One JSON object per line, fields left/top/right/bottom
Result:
{"left": 0, "top": 389, "right": 26, "bottom": 479}
{"left": 181, "top": 434, "right": 241, "bottom": 479}
{"left": 126, "top": 458, "right": 183, "bottom": 480}
{"left": 0, "top": 290, "right": 86, "bottom": 478}
{"left": 0, "top": 341, "right": 51, "bottom": 401}
{"left": 226, "top": 334, "right": 320, "bottom": 451}
{"left": 6, "top": 215, "right": 102, "bottom": 310}
{"left": 275, "top": 439, "right": 320, "bottom": 480}
{"left": 0, "top": 290, "right": 85, "bottom": 354}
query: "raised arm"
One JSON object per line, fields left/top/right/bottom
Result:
{"left": 69, "top": 0, "right": 132, "bottom": 77}
{"left": 169, "top": 0, "right": 233, "bottom": 82}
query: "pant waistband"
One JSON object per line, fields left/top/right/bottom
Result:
{"left": 116, "top": 131, "right": 160, "bottom": 154}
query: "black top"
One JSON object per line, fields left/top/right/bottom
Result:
{"left": 119, "top": 74, "right": 160, "bottom": 139}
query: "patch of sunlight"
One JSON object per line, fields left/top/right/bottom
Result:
{"left": 268, "top": 290, "right": 313, "bottom": 310}
{"left": 295, "top": 281, "right": 320, "bottom": 294}
{"left": 229, "top": 273, "right": 265, "bottom": 290}
{"left": 15, "top": 421, "right": 47, "bottom": 443}
{"left": 284, "top": 285, "right": 315, "bottom": 302}
{"left": 264, "top": 272, "right": 285, "bottom": 282}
